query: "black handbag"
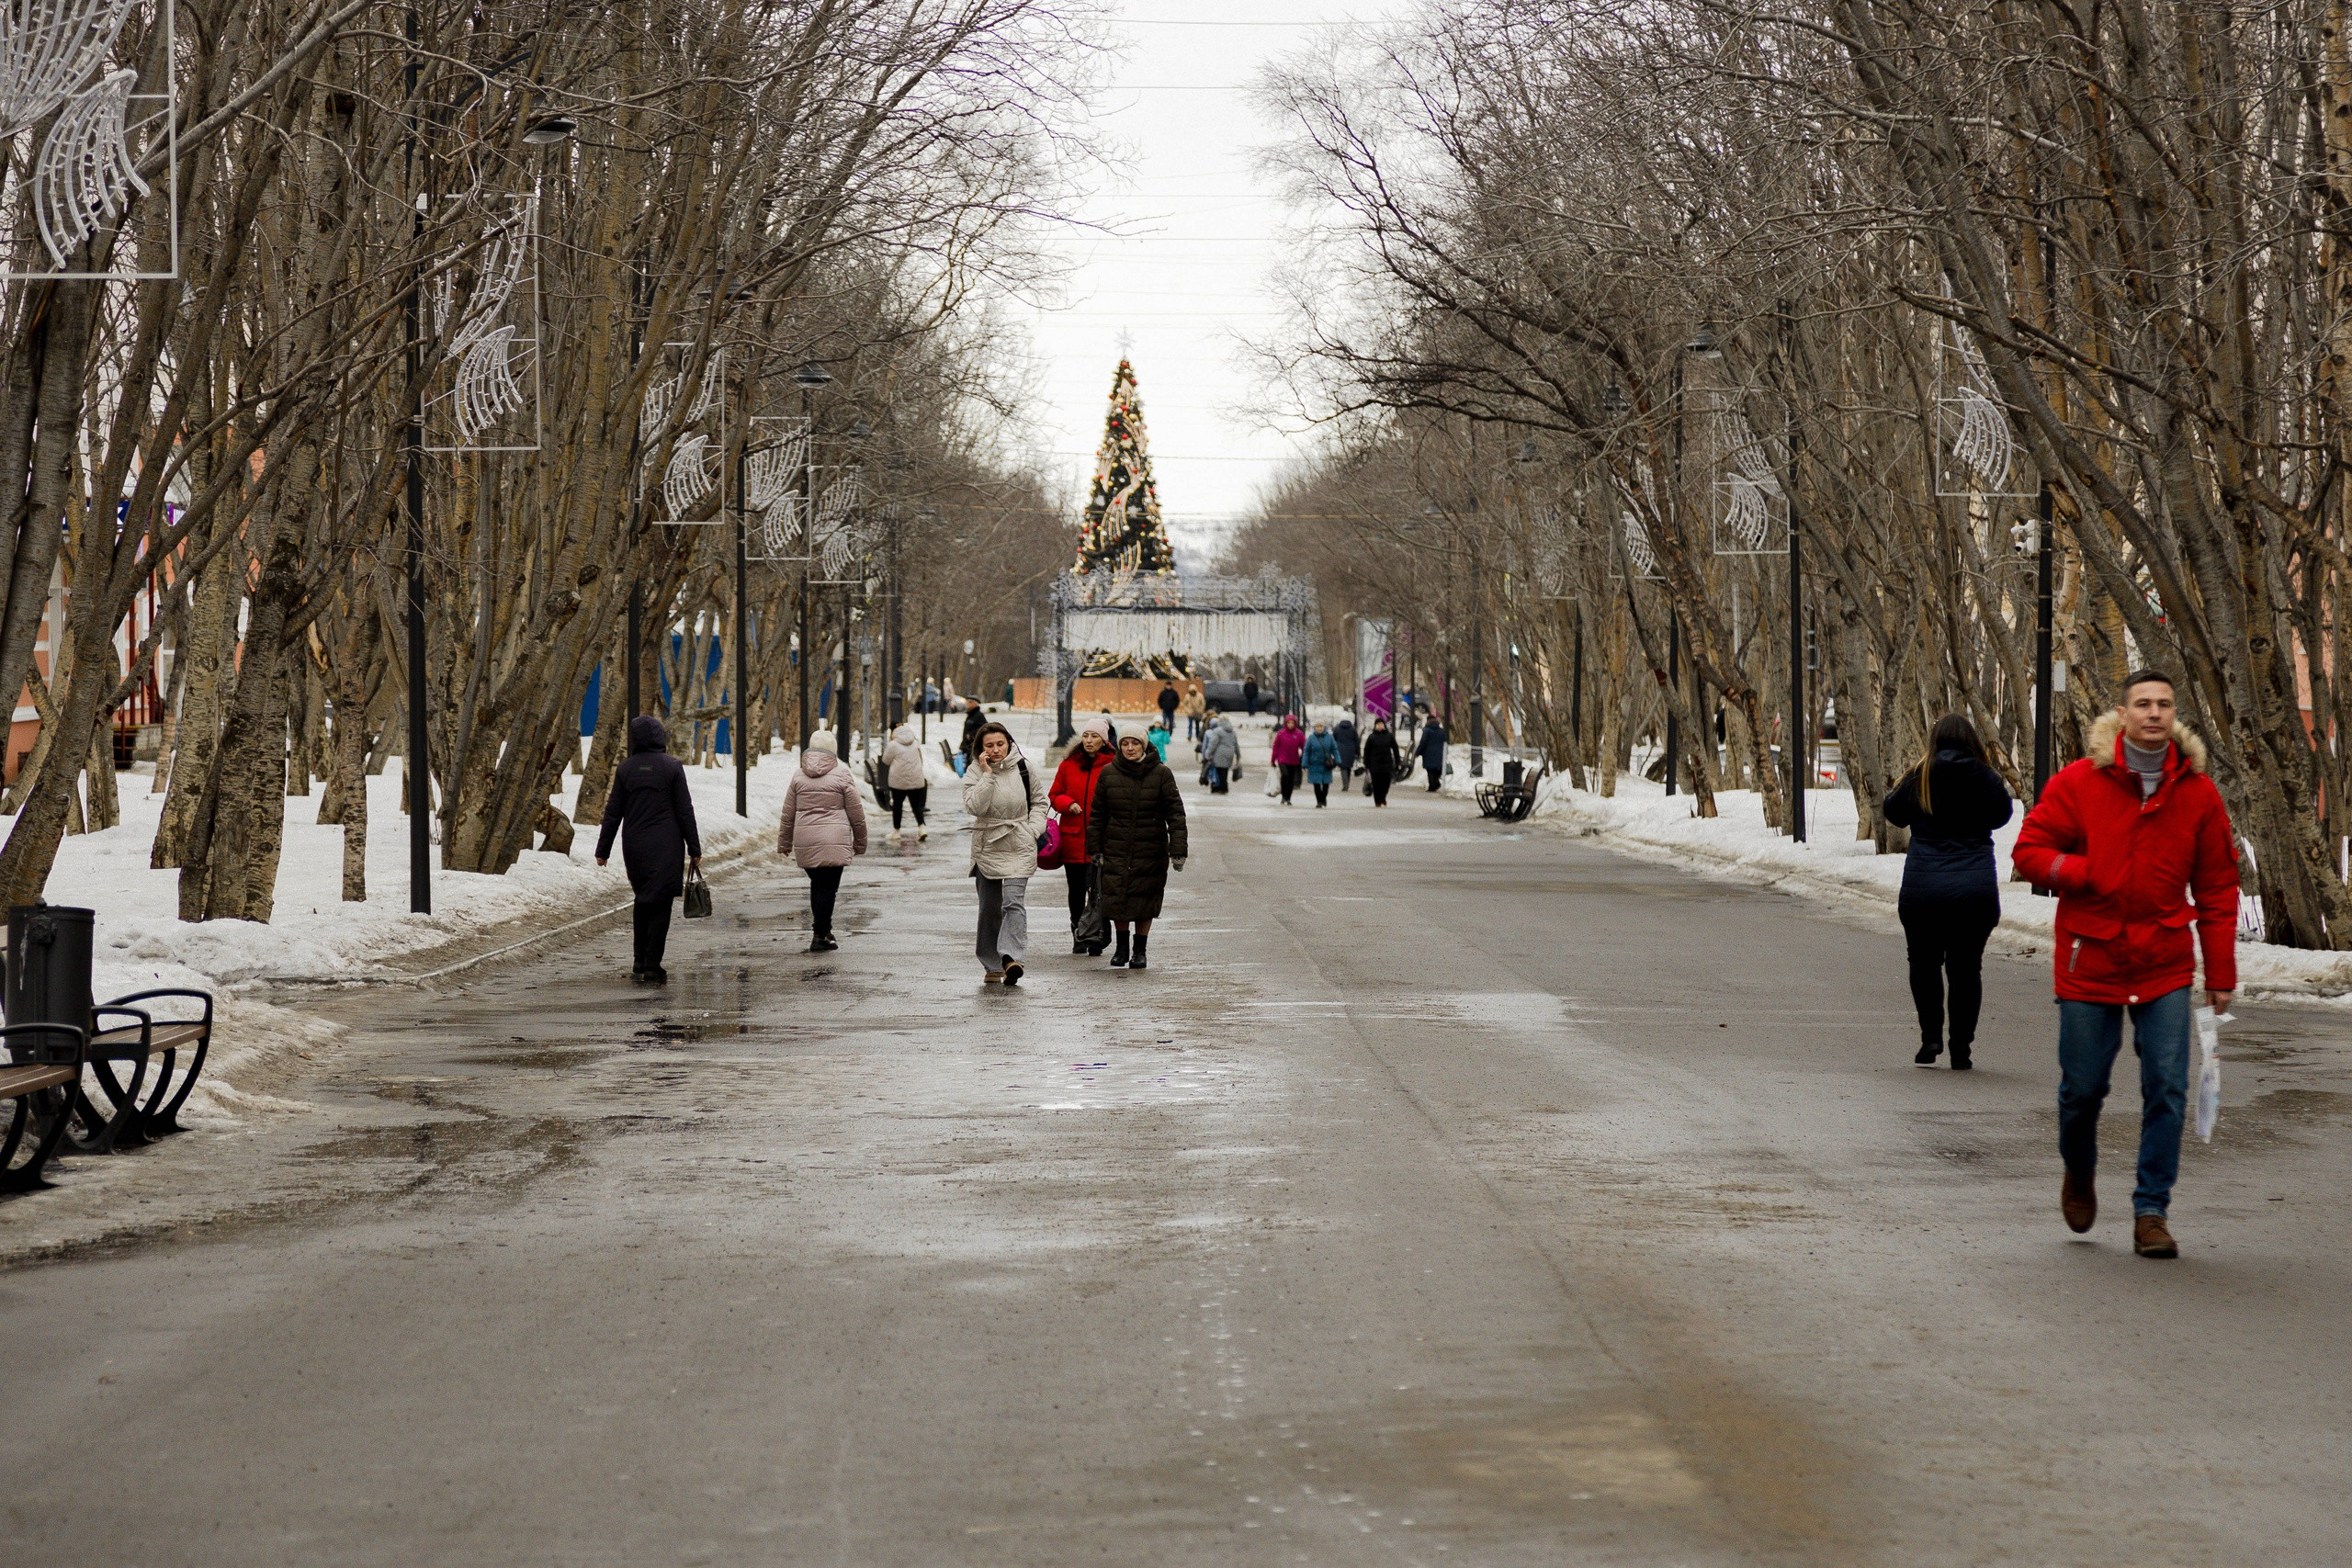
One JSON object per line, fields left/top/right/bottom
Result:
{"left": 682, "top": 867, "right": 713, "bottom": 919}
{"left": 1073, "top": 863, "right": 1108, "bottom": 951}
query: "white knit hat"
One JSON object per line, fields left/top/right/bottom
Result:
{"left": 806, "top": 730, "right": 840, "bottom": 755}
{"left": 1080, "top": 716, "right": 1111, "bottom": 739}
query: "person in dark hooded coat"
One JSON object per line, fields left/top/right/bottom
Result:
{"left": 1085, "top": 731, "right": 1187, "bottom": 970}
{"left": 596, "top": 715, "right": 703, "bottom": 984}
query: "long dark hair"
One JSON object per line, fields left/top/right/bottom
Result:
{"left": 1910, "top": 714, "right": 1987, "bottom": 814}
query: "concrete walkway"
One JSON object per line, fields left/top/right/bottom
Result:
{"left": 2, "top": 757, "right": 2346, "bottom": 1565}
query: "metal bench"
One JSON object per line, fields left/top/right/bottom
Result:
{"left": 1476, "top": 759, "right": 1546, "bottom": 823}
{"left": 1, "top": 1022, "right": 87, "bottom": 1192}
{"left": 74, "top": 989, "right": 215, "bottom": 1151}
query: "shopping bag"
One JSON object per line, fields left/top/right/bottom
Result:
{"left": 1037, "top": 816, "right": 1063, "bottom": 870}
{"left": 683, "top": 867, "right": 713, "bottom": 919}
{"left": 2194, "top": 1005, "right": 2229, "bottom": 1141}
{"left": 1263, "top": 768, "right": 1281, "bottom": 797}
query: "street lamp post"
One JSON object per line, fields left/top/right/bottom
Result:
{"left": 733, "top": 442, "right": 750, "bottom": 818}
{"left": 1781, "top": 300, "right": 1805, "bottom": 843}
{"left": 792, "top": 361, "right": 832, "bottom": 750}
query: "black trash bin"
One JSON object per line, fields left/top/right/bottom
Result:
{"left": 6, "top": 904, "right": 95, "bottom": 1038}
{"left": 1501, "top": 758, "right": 1524, "bottom": 792}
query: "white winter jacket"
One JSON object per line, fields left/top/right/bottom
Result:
{"left": 962, "top": 744, "right": 1051, "bottom": 879}
{"left": 883, "top": 728, "right": 926, "bottom": 790}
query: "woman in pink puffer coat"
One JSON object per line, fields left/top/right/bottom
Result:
{"left": 777, "top": 730, "right": 867, "bottom": 953}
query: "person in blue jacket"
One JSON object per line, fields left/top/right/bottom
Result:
{"left": 1882, "top": 714, "right": 2015, "bottom": 1070}
{"left": 1416, "top": 716, "right": 1449, "bottom": 791}
{"left": 1303, "top": 722, "right": 1342, "bottom": 807}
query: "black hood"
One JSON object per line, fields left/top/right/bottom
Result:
{"left": 628, "top": 715, "right": 668, "bottom": 754}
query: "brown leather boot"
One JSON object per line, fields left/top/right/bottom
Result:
{"left": 2133, "top": 1214, "right": 2178, "bottom": 1258}
{"left": 2061, "top": 1168, "right": 2096, "bottom": 1234}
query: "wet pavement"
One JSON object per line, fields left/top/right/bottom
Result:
{"left": 3, "top": 767, "right": 2349, "bottom": 1565}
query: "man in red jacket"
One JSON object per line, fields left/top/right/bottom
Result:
{"left": 2012, "top": 671, "right": 2238, "bottom": 1258}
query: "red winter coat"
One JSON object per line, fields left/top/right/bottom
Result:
{"left": 1050, "top": 746, "right": 1111, "bottom": 865}
{"left": 1270, "top": 724, "right": 1306, "bottom": 767}
{"left": 2009, "top": 713, "right": 2239, "bottom": 1003}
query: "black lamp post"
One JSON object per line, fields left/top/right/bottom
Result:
{"left": 792, "top": 361, "right": 832, "bottom": 750}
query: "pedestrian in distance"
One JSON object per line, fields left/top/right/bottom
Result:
{"left": 1271, "top": 713, "right": 1306, "bottom": 804}
{"left": 1333, "top": 711, "right": 1360, "bottom": 787}
{"left": 964, "top": 720, "right": 1053, "bottom": 986}
{"left": 1158, "top": 678, "right": 1181, "bottom": 734}
{"left": 1882, "top": 714, "right": 2014, "bottom": 1069}
{"left": 1417, "top": 714, "right": 1450, "bottom": 791}
{"left": 1088, "top": 729, "right": 1188, "bottom": 970}
{"left": 1182, "top": 681, "right": 1207, "bottom": 741}
{"left": 1146, "top": 718, "right": 1172, "bottom": 761}
{"left": 775, "top": 729, "right": 867, "bottom": 953}
{"left": 595, "top": 715, "right": 704, "bottom": 985}
{"left": 1363, "top": 716, "right": 1400, "bottom": 807}
{"left": 1242, "top": 676, "right": 1260, "bottom": 716}
{"left": 1304, "top": 721, "right": 1340, "bottom": 807}
{"left": 882, "top": 724, "right": 929, "bottom": 840}
{"left": 1050, "top": 717, "right": 1114, "bottom": 954}
{"left": 959, "top": 697, "right": 987, "bottom": 764}
{"left": 2012, "top": 670, "right": 2239, "bottom": 1260}
{"left": 1202, "top": 713, "right": 1240, "bottom": 793}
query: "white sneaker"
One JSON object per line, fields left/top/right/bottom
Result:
{"left": 918, "top": 826, "right": 929, "bottom": 840}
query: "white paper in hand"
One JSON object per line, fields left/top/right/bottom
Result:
{"left": 2193, "top": 1005, "right": 2227, "bottom": 1143}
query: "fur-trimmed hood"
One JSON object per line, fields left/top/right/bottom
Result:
{"left": 2086, "top": 710, "right": 2208, "bottom": 774}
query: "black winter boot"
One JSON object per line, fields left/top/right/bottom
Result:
{"left": 1129, "top": 931, "right": 1148, "bottom": 970}
{"left": 1110, "top": 929, "right": 1131, "bottom": 968}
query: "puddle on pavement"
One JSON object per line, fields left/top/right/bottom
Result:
{"left": 293, "top": 1112, "right": 588, "bottom": 1192}
{"left": 631, "top": 1018, "right": 708, "bottom": 1047}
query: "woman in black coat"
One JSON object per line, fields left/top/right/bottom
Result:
{"left": 1085, "top": 732, "right": 1188, "bottom": 971}
{"left": 1883, "top": 714, "right": 2014, "bottom": 1069}
{"left": 1362, "top": 716, "right": 1401, "bottom": 807}
{"left": 595, "top": 715, "right": 704, "bottom": 985}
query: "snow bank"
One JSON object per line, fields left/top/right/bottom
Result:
{"left": 1530, "top": 772, "right": 2352, "bottom": 1003}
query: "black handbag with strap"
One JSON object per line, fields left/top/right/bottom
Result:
{"left": 682, "top": 866, "right": 713, "bottom": 919}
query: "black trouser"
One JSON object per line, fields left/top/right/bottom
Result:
{"left": 1312, "top": 781, "right": 1329, "bottom": 806}
{"left": 1425, "top": 763, "right": 1442, "bottom": 791}
{"left": 891, "top": 786, "right": 927, "bottom": 829}
{"left": 1898, "top": 892, "right": 1998, "bottom": 1048}
{"left": 808, "top": 865, "right": 843, "bottom": 935}
{"left": 1280, "top": 763, "right": 1302, "bottom": 802}
{"left": 1370, "top": 769, "right": 1393, "bottom": 805}
{"left": 633, "top": 897, "right": 673, "bottom": 974}
{"left": 1064, "top": 862, "right": 1091, "bottom": 923}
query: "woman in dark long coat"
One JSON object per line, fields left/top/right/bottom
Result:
{"left": 1085, "top": 731, "right": 1187, "bottom": 971}
{"left": 595, "top": 715, "right": 703, "bottom": 985}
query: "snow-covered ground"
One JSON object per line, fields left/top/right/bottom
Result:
{"left": 1523, "top": 769, "right": 2352, "bottom": 1004}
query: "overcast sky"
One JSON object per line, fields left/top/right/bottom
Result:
{"left": 1016, "top": 0, "right": 1398, "bottom": 569}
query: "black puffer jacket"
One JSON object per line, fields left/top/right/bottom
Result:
{"left": 1363, "top": 727, "right": 1401, "bottom": 778}
{"left": 1086, "top": 754, "right": 1188, "bottom": 921}
{"left": 595, "top": 716, "right": 703, "bottom": 903}
{"left": 1883, "top": 749, "right": 2014, "bottom": 903}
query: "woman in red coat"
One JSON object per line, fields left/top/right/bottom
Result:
{"left": 1049, "top": 716, "right": 1114, "bottom": 954}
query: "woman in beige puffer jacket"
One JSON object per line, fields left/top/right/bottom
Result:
{"left": 777, "top": 731, "right": 867, "bottom": 953}
{"left": 881, "top": 724, "right": 929, "bottom": 839}
{"left": 961, "top": 721, "right": 1051, "bottom": 984}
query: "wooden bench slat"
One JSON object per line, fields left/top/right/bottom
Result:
{"left": 0, "top": 1063, "right": 76, "bottom": 1099}
{"left": 87, "top": 1022, "right": 206, "bottom": 1055}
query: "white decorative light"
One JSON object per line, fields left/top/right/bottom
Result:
{"left": 1946, "top": 322, "right": 2016, "bottom": 492}
{"left": 31, "top": 64, "right": 142, "bottom": 265}
{"left": 0, "top": 0, "right": 139, "bottom": 135}
{"left": 662, "top": 433, "right": 715, "bottom": 517}
{"left": 453, "top": 326, "right": 526, "bottom": 443}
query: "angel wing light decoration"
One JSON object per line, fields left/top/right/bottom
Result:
{"left": 811, "top": 466, "right": 864, "bottom": 579}
{"left": 2, "top": 0, "right": 177, "bottom": 279}
{"left": 662, "top": 434, "right": 716, "bottom": 518}
{"left": 1946, "top": 322, "right": 2017, "bottom": 493}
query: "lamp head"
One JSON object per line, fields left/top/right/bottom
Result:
{"left": 1687, "top": 324, "right": 1723, "bottom": 358}
{"left": 523, "top": 115, "right": 577, "bottom": 145}
{"left": 794, "top": 361, "right": 834, "bottom": 389}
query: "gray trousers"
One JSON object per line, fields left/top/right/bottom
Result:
{"left": 975, "top": 875, "right": 1031, "bottom": 968}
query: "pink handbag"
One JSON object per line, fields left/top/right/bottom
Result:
{"left": 1038, "top": 816, "right": 1063, "bottom": 868}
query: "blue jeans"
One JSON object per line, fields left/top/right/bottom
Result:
{"left": 2057, "top": 987, "right": 2191, "bottom": 1217}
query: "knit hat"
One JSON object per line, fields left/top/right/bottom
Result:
{"left": 806, "top": 730, "right": 840, "bottom": 755}
{"left": 1080, "top": 716, "right": 1111, "bottom": 739}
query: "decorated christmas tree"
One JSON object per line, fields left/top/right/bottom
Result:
{"left": 1077, "top": 358, "right": 1179, "bottom": 580}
